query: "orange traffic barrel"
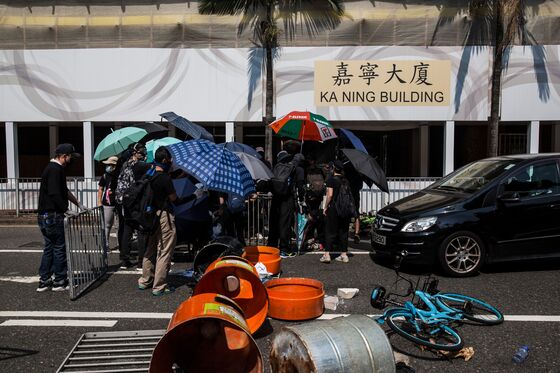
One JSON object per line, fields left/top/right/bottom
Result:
{"left": 265, "top": 278, "right": 324, "bottom": 321}
{"left": 194, "top": 256, "right": 269, "bottom": 334}
{"left": 242, "top": 246, "right": 282, "bottom": 275}
{"left": 150, "top": 293, "right": 263, "bottom": 373}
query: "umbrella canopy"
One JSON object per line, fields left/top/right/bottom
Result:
{"left": 146, "top": 137, "right": 181, "bottom": 163}
{"left": 270, "top": 111, "right": 337, "bottom": 142}
{"left": 218, "top": 142, "right": 260, "bottom": 159}
{"left": 234, "top": 152, "right": 274, "bottom": 180}
{"left": 172, "top": 177, "right": 197, "bottom": 199}
{"left": 167, "top": 140, "right": 255, "bottom": 197}
{"left": 160, "top": 112, "right": 214, "bottom": 142}
{"left": 341, "top": 148, "right": 389, "bottom": 193}
{"left": 94, "top": 127, "right": 147, "bottom": 161}
{"left": 134, "top": 122, "right": 169, "bottom": 143}
{"left": 338, "top": 128, "right": 368, "bottom": 154}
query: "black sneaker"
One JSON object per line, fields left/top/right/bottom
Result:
{"left": 52, "top": 280, "right": 70, "bottom": 292}
{"left": 353, "top": 234, "right": 361, "bottom": 244}
{"left": 36, "top": 280, "right": 52, "bottom": 292}
{"left": 119, "top": 261, "right": 133, "bottom": 270}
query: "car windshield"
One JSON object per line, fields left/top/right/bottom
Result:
{"left": 431, "top": 159, "right": 520, "bottom": 193}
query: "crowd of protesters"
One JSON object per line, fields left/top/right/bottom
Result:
{"left": 36, "top": 140, "right": 359, "bottom": 294}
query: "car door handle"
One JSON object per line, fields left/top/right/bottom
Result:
{"left": 550, "top": 204, "right": 560, "bottom": 209}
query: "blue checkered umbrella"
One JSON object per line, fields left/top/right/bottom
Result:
{"left": 167, "top": 140, "right": 255, "bottom": 197}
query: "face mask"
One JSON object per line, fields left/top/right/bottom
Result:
{"left": 105, "top": 166, "right": 114, "bottom": 174}
{"left": 66, "top": 156, "right": 75, "bottom": 166}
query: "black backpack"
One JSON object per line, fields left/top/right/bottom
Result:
{"left": 122, "top": 167, "right": 161, "bottom": 233}
{"left": 270, "top": 162, "right": 296, "bottom": 196}
{"left": 334, "top": 178, "right": 357, "bottom": 220}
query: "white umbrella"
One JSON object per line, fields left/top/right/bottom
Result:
{"left": 234, "top": 152, "right": 274, "bottom": 180}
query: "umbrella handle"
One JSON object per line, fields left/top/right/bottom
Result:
{"left": 300, "top": 121, "right": 305, "bottom": 153}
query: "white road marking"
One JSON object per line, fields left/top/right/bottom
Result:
{"left": 0, "top": 311, "right": 173, "bottom": 319}
{"left": 304, "top": 251, "right": 371, "bottom": 255}
{"left": 1, "top": 319, "right": 117, "bottom": 327}
{"left": 0, "top": 249, "right": 43, "bottom": 253}
{"left": 0, "top": 271, "right": 142, "bottom": 283}
{"left": 0, "top": 311, "right": 559, "bottom": 322}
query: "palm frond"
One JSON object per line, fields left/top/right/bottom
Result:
{"left": 278, "top": 0, "right": 345, "bottom": 42}
{"left": 198, "top": 0, "right": 259, "bottom": 16}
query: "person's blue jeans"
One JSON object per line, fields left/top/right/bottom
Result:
{"left": 38, "top": 213, "right": 67, "bottom": 284}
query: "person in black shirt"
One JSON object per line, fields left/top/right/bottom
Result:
{"left": 97, "top": 156, "right": 118, "bottom": 251}
{"left": 37, "top": 143, "right": 84, "bottom": 292}
{"left": 321, "top": 160, "right": 351, "bottom": 263}
{"left": 138, "top": 147, "right": 201, "bottom": 296}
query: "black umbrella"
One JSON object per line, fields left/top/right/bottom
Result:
{"left": 341, "top": 148, "right": 389, "bottom": 193}
{"left": 134, "top": 122, "right": 169, "bottom": 143}
{"left": 160, "top": 112, "right": 214, "bottom": 142}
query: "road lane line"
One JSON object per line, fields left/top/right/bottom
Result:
{"left": 1, "top": 311, "right": 560, "bottom": 322}
{"left": 1, "top": 319, "right": 117, "bottom": 327}
{"left": 0, "top": 249, "right": 43, "bottom": 253}
{"left": 0, "top": 311, "right": 173, "bottom": 319}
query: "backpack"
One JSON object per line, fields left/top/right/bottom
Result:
{"left": 115, "top": 160, "right": 136, "bottom": 205}
{"left": 334, "top": 178, "right": 357, "bottom": 220}
{"left": 227, "top": 193, "right": 246, "bottom": 214}
{"left": 122, "top": 167, "right": 161, "bottom": 233}
{"left": 270, "top": 162, "right": 296, "bottom": 196}
{"left": 306, "top": 172, "right": 325, "bottom": 200}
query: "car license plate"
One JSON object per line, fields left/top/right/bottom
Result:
{"left": 373, "top": 232, "right": 386, "bottom": 245}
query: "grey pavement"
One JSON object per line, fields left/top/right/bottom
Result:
{"left": 1, "top": 227, "right": 560, "bottom": 372}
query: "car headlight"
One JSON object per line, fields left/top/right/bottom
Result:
{"left": 401, "top": 217, "right": 437, "bottom": 232}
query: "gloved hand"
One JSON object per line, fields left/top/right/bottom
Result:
{"left": 78, "top": 203, "right": 87, "bottom": 211}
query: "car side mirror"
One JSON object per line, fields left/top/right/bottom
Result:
{"left": 499, "top": 191, "right": 521, "bottom": 203}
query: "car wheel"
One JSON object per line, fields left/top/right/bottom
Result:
{"left": 438, "top": 231, "right": 484, "bottom": 277}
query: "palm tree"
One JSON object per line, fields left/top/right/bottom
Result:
{"left": 432, "top": 0, "right": 547, "bottom": 157}
{"left": 199, "top": 0, "right": 345, "bottom": 162}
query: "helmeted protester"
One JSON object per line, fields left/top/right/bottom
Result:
{"left": 97, "top": 156, "right": 119, "bottom": 251}
{"left": 36, "top": 143, "right": 84, "bottom": 292}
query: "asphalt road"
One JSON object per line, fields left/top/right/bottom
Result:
{"left": 1, "top": 226, "right": 560, "bottom": 372}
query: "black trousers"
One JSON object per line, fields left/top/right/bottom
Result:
{"left": 304, "top": 201, "right": 325, "bottom": 246}
{"left": 115, "top": 204, "right": 145, "bottom": 262}
{"left": 325, "top": 207, "right": 350, "bottom": 253}
{"left": 267, "top": 195, "right": 295, "bottom": 251}
{"left": 223, "top": 210, "right": 246, "bottom": 246}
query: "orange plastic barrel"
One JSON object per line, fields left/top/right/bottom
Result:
{"left": 193, "top": 256, "right": 269, "bottom": 334}
{"left": 242, "top": 246, "right": 282, "bottom": 275}
{"left": 150, "top": 293, "right": 263, "bottom": 373}
{"left": 265, "top": 278, "right": 325, "bottom": 321}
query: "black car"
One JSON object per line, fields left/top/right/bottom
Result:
{"left": 371, "top": 154, "right": 560, "bottom": 276}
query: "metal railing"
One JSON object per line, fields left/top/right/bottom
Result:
{"left": 64, "top": 206, "right": 108, "bottom": 300}
{"left": 246, "top": 194, "right": 272, "bottom": 246}
{"left": 0, "top": 178, "right": 99, "bottom": 216}
{"left": 0, "top": 177, "right": 438, "bottom": 216}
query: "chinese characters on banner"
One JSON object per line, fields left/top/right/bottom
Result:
{"left": 315, "top": 60, "right": 451, "bottom": 107}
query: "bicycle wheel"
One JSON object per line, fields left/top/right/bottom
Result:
{"left": 435, "top": 293, "right": 504, "bottom": 325}
{"left": 385, "top": 308, "right": 464, "bottom": 351}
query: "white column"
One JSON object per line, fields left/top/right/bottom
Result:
{"left": 225, "top": 122, "right": 235, "bottom": 142}
{"left": 5, "top": 122, "right": 19, "bottom": 179}
{"left": 83, "top": 121, "right": 94, "bottom": 178}
{"left": 554, "top": 124, "right": 560, "bottom": 152}
{"left": 527, "top": 120, "right": 539, "bottom": 154}
{"left": 419, "top": 125, "right": 429, "bottom": 177}
{"left": 443, "top": 121, "right": 455, "bottom": 176}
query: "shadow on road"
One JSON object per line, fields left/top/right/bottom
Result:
{"left": 0, "top": 347, "right": 38, "bottom": 362}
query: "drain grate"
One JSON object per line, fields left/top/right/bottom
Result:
{"left": 57, "top": 330, "right": 165, "bottom": 373}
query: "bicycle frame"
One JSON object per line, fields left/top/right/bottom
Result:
{"left": 401, "top": 291, "right": 464, "bottom": 326}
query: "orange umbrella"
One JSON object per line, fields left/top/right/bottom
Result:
{"left": 269, "top": 111, "right": 337, "bottom": 142}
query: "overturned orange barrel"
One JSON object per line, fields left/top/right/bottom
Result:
{"left": 265, "top": 278, "right": 324, "bottom": 321}
{"left": 150, "top": 293, "right": 263, "bottom": 373}
{"left": 242, "top": 246, "right": 282, "bottom": 275}
{"left": 194, "top": 256, "right": 269, "bottom": 334}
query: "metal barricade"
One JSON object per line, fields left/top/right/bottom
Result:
{"left": 246, "top": 193, "right": 272, "bottom": 246}
{"left": 64, "top": 206, "right": 108, "bottom": 300}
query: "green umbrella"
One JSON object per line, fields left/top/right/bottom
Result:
{"left": 94, "top": 127, "right": 148, "bottom": 161}
{"left": 146, "top": 137, "right": 181, "bottom": 162}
